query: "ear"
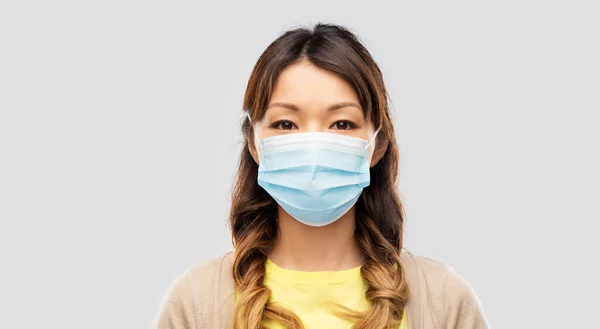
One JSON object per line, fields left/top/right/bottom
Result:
{"left": 248, "top": 133, "right": 260, "bottom": 165}
{"left": 369, "top": 136, "right": 388, "bottom": 167}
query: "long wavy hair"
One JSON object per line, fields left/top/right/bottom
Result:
{"left": 229, "top": 23, "right": 409, "bottom": 329}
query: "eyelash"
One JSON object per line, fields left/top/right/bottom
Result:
{"left": 331, "top": 120, "right": 355, "bottom": 130}
{"left": 270, "top": 120, "right": 297, "bottom": 130}
{"left": 269, "top": 120, "right": 356, "bottom": 130}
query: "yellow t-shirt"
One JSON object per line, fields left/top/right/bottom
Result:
{"left": 259, "top": 259, "right": 408, "bottom": 329}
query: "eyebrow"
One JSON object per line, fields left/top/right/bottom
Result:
{"left": 267, "top": 101, "right": 362, "bottom": 112}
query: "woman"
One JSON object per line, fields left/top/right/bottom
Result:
{"left": 152, "top": 23, "right": 489, "bottom": 329}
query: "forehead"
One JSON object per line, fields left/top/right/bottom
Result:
{"left": 269, "top": 60, "right": 360, "bottom": 106}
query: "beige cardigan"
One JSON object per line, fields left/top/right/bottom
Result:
{"left": 152, "top": 248, "right": 490, "bottom": 329}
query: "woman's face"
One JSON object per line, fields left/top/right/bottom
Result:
{"left": 255, "top": 60, "right": 376, "bottom": 141}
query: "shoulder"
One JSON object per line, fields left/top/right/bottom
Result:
{"left": 401, "top": 248, "right": 478, "bottom": 299}
{"left": 185, "top": 251, "right": 234, "bottom": 284}
{"left": 151, "top": 251, "right": 234, "bottom": 329}
{"left": 400, "top": 249, "right": 490, "bottom": 329}
{"left": 168, "top": 251, "right": 233, "bottom": 299}
{"left": 401, "top": 248, "right": 452, "bottom": 276}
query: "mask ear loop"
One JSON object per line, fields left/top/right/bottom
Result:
{"left": 247, "top": 112, "right": 263, "bottom": 155}
{"left": 365, "top": 126, "right": 382, "bottom": 150}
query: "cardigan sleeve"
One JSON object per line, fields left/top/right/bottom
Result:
{"left": 151, "top": 269, "right": 198, "bottom": 329}
{"left": 442, "top": 268, "right": 490, "bottom": 329}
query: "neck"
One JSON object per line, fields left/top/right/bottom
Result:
{"left": 266, "top": 206, "right": 364, "bottom": 272}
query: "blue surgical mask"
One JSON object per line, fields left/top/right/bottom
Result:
{"left": 249, "top": 115, "right": 380, "bottom": 227}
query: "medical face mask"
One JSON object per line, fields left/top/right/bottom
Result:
{"left": 248, "top": 114, "right": 380, "bottom": 227}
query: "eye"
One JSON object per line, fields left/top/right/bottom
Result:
{"left": 271, "top": 120, "right": 297, "bottom": 130}
{"left": 330, "top": 120, "right": 355, "bottom": 130}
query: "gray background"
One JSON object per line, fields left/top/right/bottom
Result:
{"left": 1, "top": 1, "right": 599, "bottom": 328}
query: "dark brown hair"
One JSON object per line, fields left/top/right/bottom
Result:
{"left": 229, "top": 22, "right": 408, "bottom": 329}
